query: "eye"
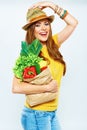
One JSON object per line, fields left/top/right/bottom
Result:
{"left": 44, "top": 22, "right": 49, "bottom": 26}
{"left": 35, "top": 23, "right": 40, "bottom": 27}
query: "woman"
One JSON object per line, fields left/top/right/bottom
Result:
{"left": 12, "top": 1, "right": 78, "bottom": 130}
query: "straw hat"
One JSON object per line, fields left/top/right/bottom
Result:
{"left": 22, "top": 7, "right": 54, "bottom": 30}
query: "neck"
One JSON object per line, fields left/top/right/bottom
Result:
{"left": 40, "top": 41, "right": 47, "bottom": 46}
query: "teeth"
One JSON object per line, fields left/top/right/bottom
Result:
{"left": 40, "top": 32, "right": 47, "bottom": 34}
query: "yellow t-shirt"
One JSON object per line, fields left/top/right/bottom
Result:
{"left": 25, "top": 34, "right": 64, "bottom": 111}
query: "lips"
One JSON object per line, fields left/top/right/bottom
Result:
{"left": 39, "top": 32, "right": 48, "bottom": 37}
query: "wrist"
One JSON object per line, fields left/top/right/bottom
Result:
{"left": 49, "top": 2, "right": 57, "bottom": 12}
{"left": 41, "top": 84, "right": 49, "bottom": 92}
{"left": 54, "top": 5, "right": 68, "bottom": 19}
{"left": 44, "top": 84, "right": 50, "bottom": 92}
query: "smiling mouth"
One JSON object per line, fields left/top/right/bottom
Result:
{"left": 39, "top": 32, "right": 48, "bottom": 37}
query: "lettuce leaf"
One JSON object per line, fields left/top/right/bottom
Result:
{"left": 20, "top": 39, "right": 42, "bottom": 56}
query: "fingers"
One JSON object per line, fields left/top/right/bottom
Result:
{"left": 47, "top": 80, "right": 58, "bottom": 93}
{"left": 32, "top": 5, "right": 44, "bottom": 10}
{"left": 28, "top": 5, "right": 43, "bottom": 11}
{"left": 29, "top": 1, "right": 48, "bottom": 10}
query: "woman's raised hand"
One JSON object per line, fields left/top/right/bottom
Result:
{"left": 30, "top": 1, "right": 55, "bottom": 10}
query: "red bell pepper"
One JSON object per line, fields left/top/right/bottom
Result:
{"left": 23, "top": 66, "right": 37, "bottom": 79}
{"left": 41, "top": 66, "right": 47, "bottom": 72}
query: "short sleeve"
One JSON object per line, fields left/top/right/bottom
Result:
{"left": 52, "top": 34, "right": 61, "bottom": 48}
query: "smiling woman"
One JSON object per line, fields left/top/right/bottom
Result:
{"left": 12, "top": 1, "right": 78, "bottom": 130}
{"left": 34, "top": 19, "right": 50, "bottom": 43}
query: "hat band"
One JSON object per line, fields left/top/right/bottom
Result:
{"left": 28, "top": 15, "right": 48, "bottom": 23}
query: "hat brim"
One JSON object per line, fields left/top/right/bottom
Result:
{"left": 22, "top": 15, "right": 54, "bottom": 31}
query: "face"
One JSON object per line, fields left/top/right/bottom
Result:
{"left": 34, "top": 19, "right": 50, "bottom": 44}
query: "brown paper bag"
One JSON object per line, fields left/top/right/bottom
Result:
{"left": 26, "top": 92, "right": 58, "bottom": 107}
{"left": 23, "top": 68, "right": 58, "bottom": 106}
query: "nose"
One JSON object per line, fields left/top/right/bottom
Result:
{"left": 41, "top": 24, "right": 46, "bottom": 30}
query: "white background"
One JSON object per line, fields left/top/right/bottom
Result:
{"left": 0, "top": 0, "right": 87, "bottom": 130}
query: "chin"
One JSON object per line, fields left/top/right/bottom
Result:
{"left": 40, "top": 38, "right": 48, "bottom": 42}
{"left": 40, "top": 39, "right": 47, "bottom": 44}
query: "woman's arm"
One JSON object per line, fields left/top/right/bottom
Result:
{"left": 32, "top": 1, "right": 78, "bottom": 46}
{"left": 54, "top": 11, "right": 78, "bottom": 45}
{"left": 12, "top": 76, "right": 58, "bottom": 94}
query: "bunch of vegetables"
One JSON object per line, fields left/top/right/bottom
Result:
{"left": 13, "top": 39, "right": 47, "bottom": 80}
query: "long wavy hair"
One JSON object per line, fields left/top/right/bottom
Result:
{"left": 25, "top": 22, "right": 66, "bottom": 75}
